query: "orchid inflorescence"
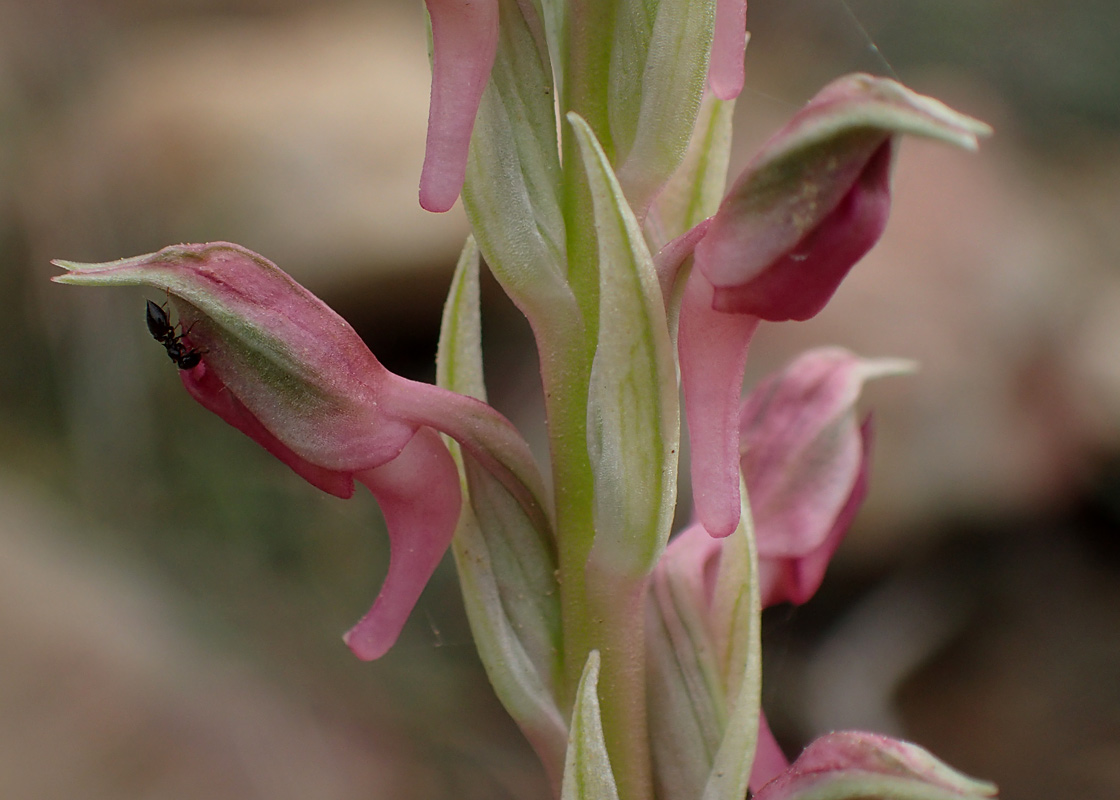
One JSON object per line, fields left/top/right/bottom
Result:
{"left": 53, "top": 2, "right": 996, "bottom": 799}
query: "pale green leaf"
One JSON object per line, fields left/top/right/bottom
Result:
{"left": 644, "top": 484, "right": 761, "bottom": 800}
{"left": 452, "top": 492, "right": 567, "bottom": 787}
{"left": 436, "top": 237, "right": 486, "bottom": 402}
{"left": 438, "top": 239, "right": 567, "bottom": 785}
{"left": 647, "top": 90, "right": 737, "bottom": 248}
{"left": 645, "top": 545, "right": 726, "bottom": 799}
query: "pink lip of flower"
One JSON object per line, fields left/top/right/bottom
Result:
{"left": 52, "top": 241, "right": 548, "bottom": 661}
{"left": 709, "top": 0, "right": 748, "bottom": 101}
{"left": 419, "top": 0, "right": 500, "bottom": 213}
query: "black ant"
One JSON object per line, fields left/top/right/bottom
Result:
{"left": 145, "top": 299, "right": 203, "bottom": 370}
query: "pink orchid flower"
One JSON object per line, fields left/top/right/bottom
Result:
{"left": 696, "top": 74, "right": 990, "bottom": 322}
{"left": 648, "top": 348, "right": 907, "bottom": 796}
{"left": 680, "top": 347, "right": 903, "bottom": 608}
{"left": 752, "top": 731, "right": 998, "bottom": 800}
{"left": 53, "top": 242, "right": 546, "bottom": 661}
{"left": 680, "top": 74, "right": 990, "bottom": 538}
{"left": 740, "top": 348, "right": 910, "bottom": 607}
{"left": 419, "top": 0, "right": 500, "bottom": 213}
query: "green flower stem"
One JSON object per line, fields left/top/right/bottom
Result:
{"left": 554, "top": 11, "right": 661, "bottom": 796}
{"left": 536, "top": 282, "right": 658, "bottom": 800}
{"left": 562, "top": 0, "right": 616, "bottom": 159}
{"left": 543, "top": 174, "right": 657, "bottom": 800}
{"left": 539, "top": 329, "right": 597, "bottom": 706}
{"left": 585, "top": 564, "right": 654, "bottom": 800}
{"left": 561, "top": 151, "right": 600, "bottom": 343}
{"left": 552, "top": 13, "right": 608, "bottom": 711}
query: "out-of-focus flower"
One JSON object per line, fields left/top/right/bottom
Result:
{"left": 740, "top": 348, "right": 912, "bottom": 606}
{"left": 53, "top": 242, "right": 546, "bottom": 660}
{"left": 752, "top": 731, "right": 998, "bottom": 800}
{"left": 668, "top": 347, "right": 908, "bottom": 610}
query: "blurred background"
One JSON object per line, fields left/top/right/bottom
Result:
{"left": 1, "top": 0, "right": 1118, "bottom": 798}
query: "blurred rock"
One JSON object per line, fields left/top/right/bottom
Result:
{"left": 16, "top": 2, "right": 467, "bottom": 291}
{"left": 0, "top": 473, "right": 435, "bottom": 799}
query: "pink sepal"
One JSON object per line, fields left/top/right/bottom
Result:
{"left": 344, "top": 426, "right": 463, "bottom": 660}
{"left": 678, "top": 268, "right": 760, "bottom": 538}
{"left": 709, "top": 0, "right": 748, "bottom": 100}
{"left": 180, "top": 361, "right": 355, "bottom": 499}
{"left": 752, "top": 731, "right": 998, "bottom": 799}
{"left": 696, "top": 74, "right": 989, "bottom": 323}
{"left": 757, "top": 419, "right": 872, "bottom": 607}
{"left": 652, "top": 217, "right": 712, "bottom": 303}
{"left": 741, "top": 348, "right": 873, "bottom": 559}
{"left": 710, "top": 141, "right": 892, "bottom": 320}
{"left": 420, "top": 0, "right": 500, "bottom": 213}
{"left": 55, "top": 242, "right": 420, "bottom": 476}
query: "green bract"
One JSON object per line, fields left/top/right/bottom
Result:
{"left": 561, "top": 652, "right": 621, "bottom": 800}
{"left": 437, "top": 238, "right": 567, "bottom": 788}
{"left": 570, "top": 112, "right": 679, "bottom": 578}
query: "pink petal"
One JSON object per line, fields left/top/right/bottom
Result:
{"left": 710, "top": 141, "right": 893, "bottom": 320}
{"left": 678, "top": 269, "right": 760, "bottom": 538}
{"left": 344, "top": 426, "right": 463, "bottom": 660}
{"left": 709, "top": 0, "right": 748, "bottom": 101}
{"left": 695, "top": 74, "right": 988, "bottom": 324}
{"left": 180, "top": 361, "right": 355, "bottom": 499}
{"left": 758, "top": 418, "right": 872, "bottom": 607}
{"left": 419, "top": 0, "right": 500, "bottom": 213}
{"left": 741, "top": 348, "right": 870, "bottom": 558}
{"left": 652, "top": 218, "right": 712, "bottom": 304}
